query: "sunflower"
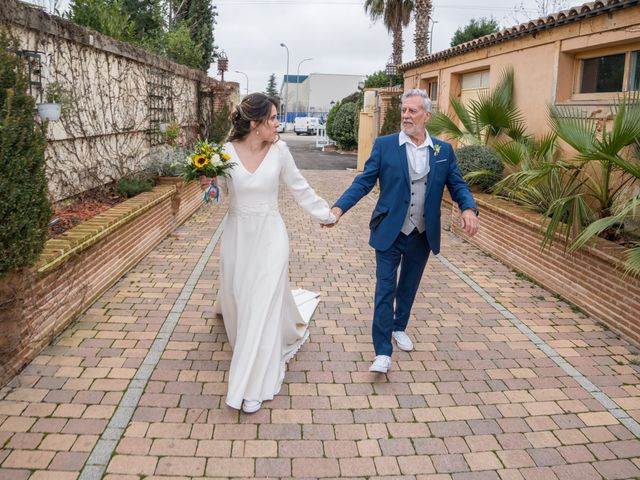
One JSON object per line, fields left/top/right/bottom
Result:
{"left": 193, "top": 154, "right": 209, "bottom": 168}
{"left": 221, "top": 153, "right": 231, "bottom": 162}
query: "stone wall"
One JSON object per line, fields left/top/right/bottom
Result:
{"left": 1, "top": 0, "right": 237, "bottom": 200}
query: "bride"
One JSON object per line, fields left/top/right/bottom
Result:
{"left": 216, "top": 93, "right": 336, "bottom": 413}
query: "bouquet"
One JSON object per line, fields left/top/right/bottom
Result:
{"left": 181, "top": 140, "right": 234, "bottom": 182}
{"left": 177, "top": 140, "right": 235, "bottom": 204}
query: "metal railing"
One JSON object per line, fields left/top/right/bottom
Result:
{"left": 314, "top": 124, "right": 335, "bottom": 149}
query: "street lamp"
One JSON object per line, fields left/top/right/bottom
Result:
{"left": 280, "top": 43, "right": 290, "bottom": 131}
{"left": 429, "top": 19, "right": 439, "bottom": 54}
{"left": 217, "top": 50, "right": 228, "bottom": 82}
{"left": 295, "top": 57, "right": 312, "bottom": 120}
{"left": 234, "top": 70, "right": 249, "bottom": 96}
{"left": 385, "top": 58, "right": 397, "bottom": 87}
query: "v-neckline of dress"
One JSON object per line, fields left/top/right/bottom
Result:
{"left": 229, "top": 141, "right": 272, "bottom": 175}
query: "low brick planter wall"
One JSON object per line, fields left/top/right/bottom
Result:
{"left": 445, "top": 192, "right": 639, "bottom": 344}
{"left": 0, "top": 179, "right": 205, "bottom": 386}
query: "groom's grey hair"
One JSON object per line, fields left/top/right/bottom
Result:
{"left": 401, "top": 89, "right": 432, "bottom": 113}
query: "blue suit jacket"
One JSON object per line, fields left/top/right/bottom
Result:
{"left": 334, "top": 133, "right": 477, "bottom": 254}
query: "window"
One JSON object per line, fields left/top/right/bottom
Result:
{"left": 580, "top": 53, "right": 625, "bottom": 93}
{"left": 460, "top": 70, "right": 490, "bottom": 107}
{"left": 574, "top": 47, "right": 640, "bottom": 97}
{"left": 419, "top": 77, "right": 438, "bottom": 102}
{"left": 420, "top": 77, "right": 438, "bottom": 101}
{"left": 427, "top": 79, "right": 438, "bottom": 102}
{"left": 461, "top": 70, "right": 490, "bottom": 90}
{"left": 630, "top": 51, "right": 640, "bottom": 91}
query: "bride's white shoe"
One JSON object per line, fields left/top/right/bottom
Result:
{"left": 242, "top": 400, "right": 262, "bottom": 413}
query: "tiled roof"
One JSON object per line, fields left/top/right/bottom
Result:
{"left": 400, "top": 0, "right": 638, "bottom": 71}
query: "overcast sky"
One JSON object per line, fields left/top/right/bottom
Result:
{"left": 46, "top": 0, "right": 569, "bottom": 94}
{"left": 214, "top": 0, "right": 559, "bottom": 94}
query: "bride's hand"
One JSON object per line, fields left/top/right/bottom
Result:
{"left": 321, "top": 212, "right": 338, "bottom": 228}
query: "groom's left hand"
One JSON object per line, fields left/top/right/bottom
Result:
{"left": 460, "top": 209, "right": 479, "bottom": 237}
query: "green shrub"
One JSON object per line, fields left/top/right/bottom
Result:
{"left": 332, "top": 102, "right": 358, "bottom": 150}
{"left": 67, "top": 0, "right": 135, "bottom": 42}
{"left": 364, "top": 70, "right": 402, "bottom": 88}
{"left": 380, "top": 95, "right": 401, "bottom": 136}
{"left": 115, "top": 175, "right": 153, "bottom": 198}
{"left": 145, "top": 145, "right": 188, "bottom": 177}
{"left": 340, "top": 91, "right": 360, "bottom": 105}
{"left": 325, "top": 101, "right": 341, "bottom": 141}
{"left": 455, "top": 144, "right": 503, "bottom": 192}
{"left": 164, "top": 22, "right": 204, "bottom": 70}
{"left": 0, "top": 31, "right": 52, "bottom": 278}
{"left": 207, "top": 103, "right": 231, "bottom": 143}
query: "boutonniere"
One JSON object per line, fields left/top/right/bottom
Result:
{"left": 433, "top": 144, "right": 441, "bottom": 157}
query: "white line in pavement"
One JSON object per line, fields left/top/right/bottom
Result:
{"left": 79, "top": 214, "right": 227, "bottom": 480}
{"left": 436, "top": 254, "right": 640, "bottom": 439}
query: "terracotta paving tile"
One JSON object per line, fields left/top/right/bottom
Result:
{"left": 1, "top": 170, "right": 640, "bottom": 480}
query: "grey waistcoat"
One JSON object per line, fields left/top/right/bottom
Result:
{"left": 400, "top": 159, "right": 428, "bottom": 235}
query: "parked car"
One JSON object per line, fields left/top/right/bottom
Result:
{"left": 294, "top": 117, "right": 320, "bottom": 135}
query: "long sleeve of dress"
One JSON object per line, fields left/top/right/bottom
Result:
{"left": 279, "top": 143, "right": 336, "bottom": 224}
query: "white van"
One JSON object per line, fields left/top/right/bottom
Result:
{"left": 294, "top": 117, "right": 320, "bottom": 135}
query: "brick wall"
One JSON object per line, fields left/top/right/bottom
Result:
{"left": 0, "top": 181, "right": 206, "bottom": 386}
{"left": 446, "top": 193, "right": 640, "bottom": 345}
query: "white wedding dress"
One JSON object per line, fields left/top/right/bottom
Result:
{"left": 217, "top": 140, "right": 335, "bottom": 410}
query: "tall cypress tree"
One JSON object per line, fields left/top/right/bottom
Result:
{"left": 0, "top": 31, "right": 52, "bottom": 277}
{"left": 265, "top": 74, "right": 279, "bottom": 98}
{"left": 186, "top": 0, "right": 217, "bottom": 72}
{"left": 121, "top": 0, "right": 163, "bottom": 41}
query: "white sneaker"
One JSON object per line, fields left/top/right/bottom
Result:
{"left": 369, "top": 355, "right": 392, "bottom": 373}
{"left": 242, "top": 400, "right": 262, "bottom": 413}
{"left": 392, "top": 331, "right": 414, "bottom": 352}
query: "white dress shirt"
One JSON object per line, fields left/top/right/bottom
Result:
{"left": 399, "top": 130, "right": 433, "bottom": 176}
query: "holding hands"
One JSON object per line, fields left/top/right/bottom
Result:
{"left": 321, "top": 206, "right": 343, "bottom": 228}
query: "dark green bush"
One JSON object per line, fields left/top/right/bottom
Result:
{"left": 115, "top": 176, "right": 153, "bottom": 198}
{"left": 325, "top": 100, "right": 341, "bottom": 141}
{"left": 363, "top": 70, "right": 403, "bottom": 88}
{"left": 380, "top": 95, "right": 401, "bottom": 136}
{"left": 0, "top": 31, "right": 52, "bottom": 278}
{"left": 340, "top": 91, "right": 360, "bottom": 105}
{"left": 455, "top": 145, "right": 504, "bottom": 192}
{"left": 207, "top": 103, "right": 231, "bottom": 143}
{"left": 332, "top": 102, "right": 358, "bottom": 150}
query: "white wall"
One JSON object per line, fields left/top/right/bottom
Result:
{"left": 307, "top": 73, "right": 365, "bottom": 114}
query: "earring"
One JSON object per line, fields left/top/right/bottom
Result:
{"left": 256, "top": 129, "right": 260, "bottom": 136}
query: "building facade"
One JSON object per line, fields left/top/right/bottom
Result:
{"left": 280, "top": 73, "right": 365, "bottom": 122}
{"left": 399, "top": 0, "right": 640, "bottom": 139}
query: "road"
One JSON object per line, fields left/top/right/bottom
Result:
{"left": 279, "top": 132, "right": 357, "bottom": 170}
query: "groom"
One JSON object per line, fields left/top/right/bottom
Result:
{"left": 331, "top": 88, "right": 479, "bottom": 373}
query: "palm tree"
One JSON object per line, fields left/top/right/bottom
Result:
{"left": 413, "top": 0, "right": 432, "bottom": 58}
{"left": 427, "top": 68, "right": 525, "bottom": 146}
{"left": 364, "top": 0, "right": 415, "bottom": 66}
{"left": 493, "top": 93, "right": 640, "bottom": 277}
{"left": 548, "top": 94, "right": 640, "bottom": 276}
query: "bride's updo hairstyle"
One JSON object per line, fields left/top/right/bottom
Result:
{"left": 228, "top": 93, "right": 280, "bottom": 142}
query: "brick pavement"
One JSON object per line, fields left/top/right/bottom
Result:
{"left": 1, "top": 169, "right": 639, "bottom": 479}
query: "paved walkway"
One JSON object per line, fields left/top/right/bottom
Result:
{"left": 1, "top": 170, "right": 640, "bottom": 480}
